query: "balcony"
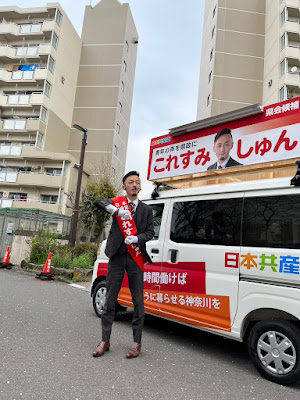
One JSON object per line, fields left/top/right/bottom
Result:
{"left": 0, "top": 93, "right": 49, "bottom": 108}
{"left": 281, "top": 45, "right": 300, "bottom": 60}
{"left": 281, "top": 21, "right": 300, "bottom": 37}
{"left": 17, "top": 172, "right": 64, "bottom": 188}
{"left": 0, "top": 22, "right": 19, "bottom": 37}
{"left": 0, "top": 198, "right": 61, "bottom": 213}
{"left": 42, "top": 20, "right": 56, "bottom": 33}
{"left": 280, "top": 72, "right": 300, "bottom": 88}
{"left": 0, "top": 67, "right": 52, "bottom": 84}
{"left": 0, "top": 118, "right": 46, "bottom": 134}
{"left": 0, "top": 43, "right": 54, "bottom": 62}
{"left": 284, "top": 0, "right": 300, "bottom": 8}
{"left": 0, "top": 45, "right": 16, "bottom": 60}
{"left": 0, "top": 21, "right": 55, "bottom": 38}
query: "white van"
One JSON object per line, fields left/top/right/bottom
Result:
{"left": 91, "top": 176, "right": 300, "bottom": 385}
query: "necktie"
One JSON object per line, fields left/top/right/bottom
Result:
{"left": 129, "top": 202, "right": 135, "bottom": 216}
{"left": 218, "top": 165, "right": 222, "bottom": 169}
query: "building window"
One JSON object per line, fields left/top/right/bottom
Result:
{"left": 44, "top": 81, "right": 51, "bottom": 97}
{"left": 280, "top": 9, "right": 287, "bottom": 26}
{"left": 207, "top": 94, "right": 210, "bottom": 106}
{"left": 116, "top": 123, "right": 120, "bottom": 135}
{"left": 211, "top": 26, "right": 215, "bottom": 38}
{"left": 45, "top": 168, "right": 62, "bottom": 176}
{"left": 118, "top": 102, "right": 122, "bottom": 113}
{"left": 48, "top": 56, "right": 55, "bottom": 73}
{"left": 113, "top": 145, "right": 118, "bottom": 156}
{"left": 279, "top": 86, "right": 287, "bottom": 102}
{"left": 210, "top": 48, "right": 214, "bottom": 61}
{"left": 36, "top": 132, "right": 44, "bottom": 149}
{"left": 208, "top": 71, "right": 212, "bottom": 83}
{"left": 51, "top": 32, "right": 59, "bottom": 49}
{"left": 280, "top": 59, "right": 288, "bottom": 77}
{"left": 55, "top": 9, "right": 63, "bottom": 26}
{"left": 123, "top": 61, "right": 127, "bottom": 72}
{"left": 280, "top": 33, "right": 287, "bottom": 51}
{"left": 40, "top": 195, "right": 58, "bottom": 204}
{"left": 213, "top": 5, "right": 217, "bottom": 18}
{"left": 125, "top": 41, "right": 129, "bottom": 52}
{"left": 111, "top": 167, "right": 115, "bottom": 177}
{"left": 121, "top": 81, "right": 124, "bottom": 92}
{"left": 40, "top": 107, "right": 48, "bottom": 123}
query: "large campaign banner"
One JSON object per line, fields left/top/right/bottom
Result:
{"left": 148, "top": 98, "right": 300, "bottom": 181}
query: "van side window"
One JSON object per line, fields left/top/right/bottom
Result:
{"left": 242, "top": 195, "right": 300, "bottom": 249}
{"left": 150, "top": 203, "right": 164, "bottom": 239}
{"left": 171, "top": 199, "right": 242, "bottom": 245}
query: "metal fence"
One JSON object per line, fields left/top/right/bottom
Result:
{"left": 0, "top": 208, "right": 71, "bottom": 258}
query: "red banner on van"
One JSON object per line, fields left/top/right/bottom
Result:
{"left": 148, "top": 98, "right": 300, "bottom": 180}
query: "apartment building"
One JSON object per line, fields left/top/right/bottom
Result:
{"left": 69, "top": 0, "right": 138, "bottom": 181}
{"left": 0, "top": 3, "right": 83, "bottom": 214}
{"left": 197, "top": 0, "right": 300, "bottom": 120}
{"left": 0, "top": 0, "right": 138, "bottom": 214}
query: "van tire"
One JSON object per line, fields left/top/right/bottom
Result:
{"left": 92, "top": 280, "right": 126, "bottom": 319}
{"left": 248, "top": 319, "right": 300, "bottom": 385}
{"left": 93, "top": 280, "right": 107, "bottom": 318}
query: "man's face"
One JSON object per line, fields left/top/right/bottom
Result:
{"left": 123, "top": 175, "right": 141, "bottom": 199}
{"left": 213, "top": 133, "right": 233, "bottom": 164}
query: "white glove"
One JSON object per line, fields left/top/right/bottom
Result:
{"left": 106, "top": 204, "right": 118, "bottom": 215}
{"left": 124, "top": 236, "right": 138, "bottom": 245}
{"left": 118, "top": 209, "right": 131, "bottom": 220}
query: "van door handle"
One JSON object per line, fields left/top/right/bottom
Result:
{"left": 151, "top": 248, "right": 159, "bottom": 254}
{"left": 170, "top": 249, "right": 178, "bottom": 263}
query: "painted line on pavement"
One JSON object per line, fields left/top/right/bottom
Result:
{"left": 69, "top": 283, "right": 91, "bottom": 293}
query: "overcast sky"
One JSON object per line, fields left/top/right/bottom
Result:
{"left": 0, "top": 0, "right": 205, "bottom": 193}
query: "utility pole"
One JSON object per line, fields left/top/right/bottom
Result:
{"left": 69, "top": 124, "right": 88, "bottom": 247}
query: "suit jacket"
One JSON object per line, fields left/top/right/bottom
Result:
{"left": 207, "top": 156, "right": 242, "bottom": 171}
{"left": 95, "top": 197, "right": 154, "bottom": 264}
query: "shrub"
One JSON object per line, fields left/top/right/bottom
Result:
{"left": 72, "top": 253, "right": 94, "bottom": 269}
{"left": 29, "top": 230, "right": 59, "bottom": 264}
{"left": 73, "top": 243, "right": 98, "bottom": 261}
{"left": 52, "top": 253, "right": 72, "bottom": 269}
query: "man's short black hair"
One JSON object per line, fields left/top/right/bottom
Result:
{"left": 122, "top": 170, "right": 140, "bottom": 184}
{"left": 214, "top": 128, "right": 232, "bottom": 144}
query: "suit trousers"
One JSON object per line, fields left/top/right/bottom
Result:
{"left": 101, "top": 251, "right": 145, "bottom": 343}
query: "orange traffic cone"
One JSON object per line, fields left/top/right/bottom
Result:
{"left": 35, "top": 253, "right": 55, "bottom": 280}
{"left": 0, "top": 247, "right": 14, "bottom": 269}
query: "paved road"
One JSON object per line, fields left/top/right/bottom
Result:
{"left": 1, "top": 268, "right": 300, "bottom": 400}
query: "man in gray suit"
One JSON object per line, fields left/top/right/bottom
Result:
{"left": 207, "top": 128, "right": 243, "bottom": 170}
{"left": 92, "top": 171, "right": 154, "bottom": 359}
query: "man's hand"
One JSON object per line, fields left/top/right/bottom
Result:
{"left": 118, "top": 209, "right": 131, "bottom": 220}
{"left": 124, "top": 236, "right": 138, "bottom": 245}
{"left": 105, "top": 204, "right": 118, "bottom": 215}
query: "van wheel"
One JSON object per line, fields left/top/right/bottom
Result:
{"left": 248, "top": 319, "right": 300, "bottom": 385}
{"left": 92, "top": 280, "right": 127, "bottom": 319}
{"left": 93, "top": 281, "right": 107, "bottom": 318}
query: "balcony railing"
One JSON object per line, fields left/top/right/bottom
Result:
{"left": 16, "top": 46, "right": 38, "bottom": 57}
{"left": 0, "top": 197, "right": 62, "bottom": 211}
{"left": 2, "top": 119, "right": 26, "bottom": 130}
{"left": 12, "top": 70, "right": 34, "bottom": 80}
{"left": 0, "top": 171, "right": 18, "bottom": 182}
{"left": 20, "top": 24, "right": 42, "bottom": 34}
{"left": 0, "top": 199, "right": 13, "bottom": 208}
{"left": 0, "top": 145, "right": 22, "bottom": 156}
